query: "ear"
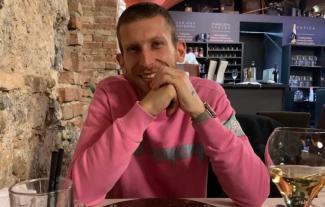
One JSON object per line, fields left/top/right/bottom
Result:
{"left": 116, "top": 53, "right": 126, "bottom": 74}
{"left": 176, "top": 41, "right": 186, "bottom": 63}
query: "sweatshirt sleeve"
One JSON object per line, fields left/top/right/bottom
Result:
{"left": 68, "top": 84, "right": 155, "bottom": 206}
{"left": 193, "top": 84, "right": 269, "bottom": 207}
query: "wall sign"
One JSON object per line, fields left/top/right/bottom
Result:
{"left": 170, "top": 11, "right": 325, "bottom": 45}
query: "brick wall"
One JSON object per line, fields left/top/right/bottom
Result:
{"left": 0, "top": 0, "right": 118, "bottom": 187}
{"left": 59, "top": 0, "right": 117, "bottom": 124}
{"left": 56, "top": 0, "right": 118, "bottom": 172}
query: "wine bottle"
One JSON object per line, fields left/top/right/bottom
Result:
{"left": 249, "top": 61, "right": 256, "bottom": 82}
{"left": 290, "top": 24, "right": 297, "bottom": 44}
{"left": 272, "top": 64, "right": 279, "bottom": 83}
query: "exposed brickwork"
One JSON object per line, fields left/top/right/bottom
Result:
{"left": 57, "top": 87, "right": 81, "bottom": 103}
{"left": 68, "top": 12, "right": 82, "bottom": 30}
{"left": 0, "top": 0, "right": 118, "bottom": 188}
{"left": 67, "top": 31, "right": 84, "bottom": 46}
{"left": 54, "top": 0, "right": 117, "bottom": 179}
{"left": 69, "top": 0, "right": 83, "bottom": 15}
{"left": 61, "top": 102, "right": 83, "bottom": 120}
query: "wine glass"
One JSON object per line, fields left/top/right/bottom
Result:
{"left": 265, "top": 127, "right": 325, "bottom": 207}
{"left": 231, "top": 69, "right": 238, "bottom": 85}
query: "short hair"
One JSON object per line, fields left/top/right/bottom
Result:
{"left": 117, "top": 2, "right": 178, "bottom": 53}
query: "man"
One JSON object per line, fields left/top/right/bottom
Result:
{"left": 69, "top": 2, "right": 269, "bottom": 206}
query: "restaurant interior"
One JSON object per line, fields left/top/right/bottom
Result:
{"left": 167, "top": 0, "right": 325, "bottom": 129}
{"left": 165, "top": 1, "right": 325, "bottom": 203}
{"left": 1, "top": 0, "right": 325, "bottom": 207}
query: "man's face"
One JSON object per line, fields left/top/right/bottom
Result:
{"left": 117, "top": 15, "right": 185, "bottom": 97}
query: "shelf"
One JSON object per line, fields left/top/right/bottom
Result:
{"left": 290, "top": 86, "right": 325, "bottom": 89}
{"left": 290, "top": 65, "right": 322, "bottom": 68}
{"left": 186, "top": 42, "right": 243, "bottom": 84}
{"left": 209, "top": 57, "right": 242, "bottom": 59}
{"left": 289, "top": 44, "right": 325, "bottom": 48}
{"left": 293, "top": 101, "right": 316, "bottom": 104}
{"left": 187, "top": 41, "right": 208, "bottom": 44}
{"left": 208, "top": 50, "right": 242, "bottom": 52}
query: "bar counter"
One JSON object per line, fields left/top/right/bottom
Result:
{"left": 222, "top": 83, "right": 288, "bottom": 115}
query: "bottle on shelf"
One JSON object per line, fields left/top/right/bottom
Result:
{"left": 272, "top": 64, "right": 279, "bottom": 83}
{"left": 184, "top": 2, "right": 192, "bottom": 12}
{"left": 290, "top": 24, "right": 297, "bottom": 44}
{"left": 309, "top": 87, "right": 314, "bottom": 102}
{"left": 198, "top": 47, "right": 204, "bottom": 57}
{"left": 194, "top": 47, "right": 199, "bottom": 57}
{"left": 248, "top": 61, "right": 257, "bottom": 82}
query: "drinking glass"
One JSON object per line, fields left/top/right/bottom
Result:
{"left": 231, "top": 69, "right": 238, "bottom": 84}
{"left": 9, "top": 177, "right": 79, "bottom": 207}
{"left": 265, "top": 127, "right": 325, "bottom": 207}
{"left": 313, "top": 56, "right": 318, "bottom": 66}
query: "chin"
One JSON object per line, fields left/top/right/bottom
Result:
{"left": 134, "top": 84, "right": 150, "bottom": 97}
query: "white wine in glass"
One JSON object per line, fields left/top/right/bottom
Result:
{"left": 266, "top": 127, "right": 325, "bottom": 207}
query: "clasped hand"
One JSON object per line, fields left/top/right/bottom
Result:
{"left": 139, "top": 62, "right": 205, "bottom": 118}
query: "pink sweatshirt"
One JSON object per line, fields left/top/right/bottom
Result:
{"left": 69, "top": 75, "right": 269, "bottom": 206}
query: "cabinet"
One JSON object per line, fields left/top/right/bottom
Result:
{"left": 282, "top": 44, "right": 325, "bottom": 125}
{"left": 186, "top": 42, "right": 244, "bottom": 83}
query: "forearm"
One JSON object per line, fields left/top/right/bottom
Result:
{"left": 70, "top": 103, "right": 154, "bottom": 206}
{"left": 194, "top": 118, "right": 269, "bottom": 207}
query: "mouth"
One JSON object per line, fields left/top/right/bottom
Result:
{"left": 139, "top": 73, "right": 156, "bottom": 82}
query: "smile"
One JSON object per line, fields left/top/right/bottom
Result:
{"left": 140, "top": 73, "right": 156, "bottom": 81}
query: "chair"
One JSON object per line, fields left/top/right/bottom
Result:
{"left": 215, "top": 60, "right": 228, "bottom": 84}
{"left": 316, "top": 104, "right": 325, "bottom": 130}
{"left": 256, "top": 111, "right": 310, "bottom": 128}
{"left": 207, "top": 114, "right": 282, "bottom": 198}
{"left": 207, "top": 60, "right": 218, "bottom": 80}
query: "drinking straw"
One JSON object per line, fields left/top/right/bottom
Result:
{"left": 55, "top": 148, "right": 64, "bottom": 189}
{"left": 47, "top": 149, "right": 64, "bottom": 207}
{"left": 48, "top": 151, "right": 58, "bottom": 193}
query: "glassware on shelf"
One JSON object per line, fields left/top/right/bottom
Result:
{"left": 265, "top": 127, "right": 325, "bottom": 207}
{"left": 321, "top": 76, "right": 325, "bottom": 87}
{"left": 231, "top": 69, "right": 238, "bottom": 85}
{"left": 309, "top": 87, "right": 315, "bottom": 102}
{"left": 294, "top": 89, "right": 304, "bottom": 101}
{"left": 301, "top": 56, "right": 307, "bottom": 66}
{"left": 313, "top": 56, "right": 318, "bottom": 66}
{"left": 292, "top": 55, "right": 298, "bottom": 65}
{"left": 308, "top": 56, "right": 314, "bottom": 66}
{"left": 297, "top": 55, "right": 303, "bottom": 66}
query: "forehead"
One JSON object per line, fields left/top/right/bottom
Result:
{"left": 118, "top": 15, "right": 172, "bottom": 43}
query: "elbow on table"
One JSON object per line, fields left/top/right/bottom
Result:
{"left": 233, "top": 172, "right": 270, "bottom": 207}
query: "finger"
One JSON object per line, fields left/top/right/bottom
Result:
{"left": 151, "top": 68, "right": 183, "bottom": 89}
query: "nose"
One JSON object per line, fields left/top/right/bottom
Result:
{"left": 138, "top": 48, "right": 154, "bottom": 68}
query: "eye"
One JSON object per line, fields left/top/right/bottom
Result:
{"left": 126, "top": 45, "right": 140, "bottom": 53}
{"left": 152, "top": 41, "right": 164, "bottom": 49}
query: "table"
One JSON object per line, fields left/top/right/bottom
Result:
{"left": 98, "top": 196, "right": 325, "bottom": 207}
{"left": 223, "top": 83, "right": 288, "bottom": 115}
{"left": 2, "top": 187, "right": 325, "bottom": 207}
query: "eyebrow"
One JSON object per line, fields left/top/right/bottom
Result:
{"left": 124, "top": 36, "right": 167, "bottom": 51}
